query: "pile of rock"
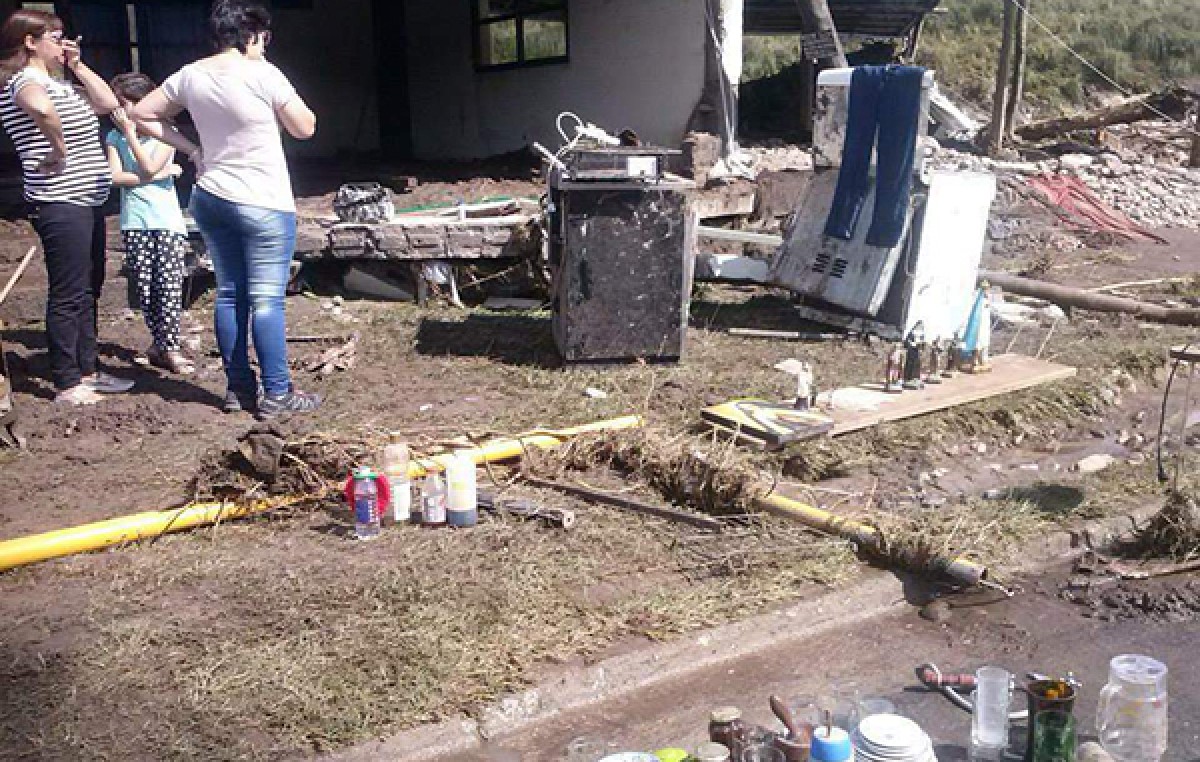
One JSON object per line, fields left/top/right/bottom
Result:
{"left": 926, "top": 122, "right": 1200, "bottom": 230}
{"left": 1074, "top": 154, "right": 1200, "bottom": 230}
{"left": 743, "top": 140, "right": 815, "bottom": 173}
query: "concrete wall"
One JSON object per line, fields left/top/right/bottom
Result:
{"left": 263, "top": 0, "right": 380, "bottom": 157}
{"left": 403, "top": 0, "right": 708, "bottom": 160}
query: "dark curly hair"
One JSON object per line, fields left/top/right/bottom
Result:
{"left": 109, "top": 71, "right": 157, "bottom": 103}
{"left": 208, "top": 0, "right": 270, "bottom": 54}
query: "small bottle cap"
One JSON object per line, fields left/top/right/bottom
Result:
{"left": 710, "top": 706, "right": 742, "bottom": 724}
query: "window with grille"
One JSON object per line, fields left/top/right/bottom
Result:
{"left": 473, "top": 0, "right": 568, "bottom": 71}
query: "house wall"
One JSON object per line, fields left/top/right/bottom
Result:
{"left": 403, "top": 0, "right": 709, "bottom": 160}
{"left": 270, "top": 0, "right": 380, "bottom": 156}
{"left": 0, "top": 0, "right": 378, "bottom": 159}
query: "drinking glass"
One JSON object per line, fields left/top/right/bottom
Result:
{"left": 1033, "top": 710, "right": 1077, "bottom": 762}
{"left": 742, "top": 744, "right": 786, "bottom": 762}
{"left": 971, "top": 666, "right": 1012, "bottom": 751}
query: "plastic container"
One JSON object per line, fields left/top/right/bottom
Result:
{"left": 381, "top": 433, "right": 411, "bottom": 525}
{"left": 421, "top": 471, "right": 447, "bottom": 527}
{"left": 1097, "top": 654, "right": 1168, "bottom": 762}
{"left": 971, "top": 666, "right": 1012, "bottom": 751}
{"left": 445, "top": 452, "right": 478, "bottom": 528}
{"left": 810, "top": 727, "right": 852, "bottom": 762}
{"left": 351, "top": 467, "right": 381, "bottom": 540}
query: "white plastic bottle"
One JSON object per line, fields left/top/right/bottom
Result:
{"left": 445, "top": 452, "right": 478, "bottom": 528}
{"left": 381, "top": 433, "right": 411, "bottom": 525}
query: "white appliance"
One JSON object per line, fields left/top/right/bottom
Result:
{"left": 769, "top": 68, "right": 994, "bottom": 341}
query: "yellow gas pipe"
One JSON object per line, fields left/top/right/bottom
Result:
{"left": 755, "top": 492, "right": 988, "bottom": 588}
{"left": 0, "top": 415, "right": 642, "bottom": 573}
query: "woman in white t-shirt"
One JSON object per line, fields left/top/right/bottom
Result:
{"left": 133, "top": 0, "right": 319, "bottom": 419}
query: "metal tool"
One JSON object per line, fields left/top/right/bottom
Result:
{"left": 478, "top": 491, "right": 576, "bottom": 530}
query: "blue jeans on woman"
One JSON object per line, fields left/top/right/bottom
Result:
{"left": 190, "top": 187, "right": 296, "bottom": 398}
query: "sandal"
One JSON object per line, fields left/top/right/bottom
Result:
{"left": 147, "top": 347, "right": 196, "bottom": 375}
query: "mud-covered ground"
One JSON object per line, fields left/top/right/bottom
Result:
{"left": 0, "top": 159, "right": 1197, "bottom": 760}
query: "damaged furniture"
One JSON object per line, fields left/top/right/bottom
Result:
{"left": 771, "top": 68, "right": 997, "bottom": 341}
{"left": 546, "top": 145, "right": 697, "bottom": 363}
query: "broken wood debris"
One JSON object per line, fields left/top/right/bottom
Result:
{"left": 1014, "top": 88, "right": 1192, "bottom": 142}
{"left": 302, "top": 331, "right": 361, "bottom": 378}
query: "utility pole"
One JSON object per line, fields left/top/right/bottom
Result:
{"left": 987, "top": 0, "right": 1017, "bottom": 155}
{"left": 1004, "top": 0, "right": 1029, "bottom": 140}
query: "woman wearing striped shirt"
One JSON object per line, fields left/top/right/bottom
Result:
{"left": 0, "top": 9, "right": 133, "bottom": 405}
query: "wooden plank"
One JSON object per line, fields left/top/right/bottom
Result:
{"left": 692, "top": 184, "right": 757, "bottom": 220}
{"left": 697, "top": 226, "right": 784, "bottom": 246}
{"left": 822, "top": 354, "right": 1076, "bottom": 436}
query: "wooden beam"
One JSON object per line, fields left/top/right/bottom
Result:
{"left": 981, "top": 270, "right": 1200, "bottom": 327}
{"left": 524, "top": 477, "right": 725, "bottom": 531}
{"left": 1014, "top": 89, "right": 1190, "bottom": 142}
{"left": 697, "top": 226, "right": 784, "bottom": 246}
{"left": 792, "top": 0, "right": 848, "bottom": 69}
{"left": 1191, "top": 115, "right": 1200, "bottom": 169}
{"left": 987, "top": 0, "right": 1017, "bottom": 155}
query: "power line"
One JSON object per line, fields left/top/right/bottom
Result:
{"left": 1005, "top": 0, "right": 1199, "bottom": 138}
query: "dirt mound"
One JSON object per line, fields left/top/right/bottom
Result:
{"left": 1128, "top": 489, "right": 1200, "bottom": 560}
{"left": 1080, "top": 579, "right": 1200, "bottom": 623}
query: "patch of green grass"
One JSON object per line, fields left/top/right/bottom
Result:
{"left": 743, "top": 0, "right": 1199, "bottom": 112}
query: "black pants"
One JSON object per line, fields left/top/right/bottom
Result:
{"left": 30, "top": 202, "right": 106, "bottom": 390}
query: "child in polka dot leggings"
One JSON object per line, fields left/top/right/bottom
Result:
{"left": 105, "top": 72, "right": 194, "bottom": 375}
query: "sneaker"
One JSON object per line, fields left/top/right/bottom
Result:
{"left": 256, "top": 389, "right": 322, "bottom": 420}
{"left": 81, "top": 371, "right": 135, "bottom": 394}
{"left": 56, "top": 384, "right": 104, "bottom": 406}
{"left": 223, "top": 387, "right": 260, "bottom": 414}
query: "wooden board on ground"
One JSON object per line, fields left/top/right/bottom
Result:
{"left": 700, "top": 399, "right": 834, "bottom": 448}
{"left": 702, "top": 354, "right": 1076, "bottom": 446}
{"left": 821, "top": 354, "right": 1076, "bottom": 437}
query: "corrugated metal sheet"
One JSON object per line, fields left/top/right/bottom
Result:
{"left": 744, "top": 0, "right": 941, "bottom": 37}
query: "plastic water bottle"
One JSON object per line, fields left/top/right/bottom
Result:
{"left": 352, "top": 467, "right": 381, "bottom": 540}
{"left": 421, "top": 471, "right": 447, "bottom": 527}
{"left": 381, "top": 433, "right": 411, "bottom": 525}
{"left": 445, "top": 452, "right": 478, "bottom": 528}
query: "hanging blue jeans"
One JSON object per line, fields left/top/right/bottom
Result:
{"left": 190, "top": 188, "right": 296, "bottom": 398}
{"left": 823, "top": 65, "right": 926, "bottom": 248}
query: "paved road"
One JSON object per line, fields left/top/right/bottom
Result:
{"left": 459, "top": 567, "right": 1197, "bottom": 761}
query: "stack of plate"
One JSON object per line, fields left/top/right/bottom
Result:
{"left": 852, "top": 714, "right": 937, "bottom": 762}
